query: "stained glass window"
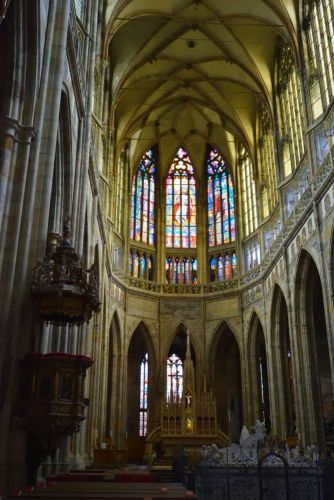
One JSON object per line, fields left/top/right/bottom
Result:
{"left": 165, "top": 256, "right": 197, "bottom": 285}
{"left": 258, "top": 105, "right": 278, "bottom": 218}
{"left": 141, "top": 254, "right": 146, "bottom": 276}
{"left": 240, "top": 148, "right": 258, "bottom": 237}
{"left": 130, "top": 149, "right": 156, "bottom": 245}
{"left": 115, "top": 153, "right": 126, "bottom": 235}
{"left": 209, "top": 252, "right": 237, "bottom": 282}
{"left": 277, "top": 43, "right": 305, "bottom": 177}
{"left": 232, "top": 252, "right": 237, "bottom": 275}
{"left": 207, "top": 147, "right": 235, "bottom": 246}
{"left": 166, "top": 147, "right": 196, "bottom": 249}
{"left": 139, "top": 353, "right": 148, "bottom": 436}
{"left": 305, "top": 0, "right": 334, "bottom": 119}
{"left": 218, "top": 256, "right": 224, "bottom": 281}
{"left": 129, "top": 250, "right": 133, "bottom": 275}
{"left": 225, "top": 254, "right": 232, "bottom": 280}
{"left": 166, "top": 353, "right": 183, "bottom": 401}
{"left": 133, "top": 252, "right": 139, "bottom": 277}
{"left": 148, "top": 256, "right": 153, "bottom": 281}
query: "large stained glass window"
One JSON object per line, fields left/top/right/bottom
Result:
{"left": 166, "top": 147, "right": 196, "bottom": 248}
{"left": 277, "top": 43, "right": 305, "bottom": 177}
{"left": 207, "top": 147, "right": 235, "bottom": 246}
{"left": 304, "top": 0, "right": 334, "bottom": 119}
{"left": 166, "top": 353, "right": 183, "bottom": 401}
{"left": 139, "top": 353, "right": 148, "bottom": 436}
{"left": 130, "top": 149, "right": 156, "bottom": 245}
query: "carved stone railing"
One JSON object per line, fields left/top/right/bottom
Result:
{"left": 111, "top": 144, "right": 333, "bottom": 296}
{"left": 241, "top": 264, "right": 263, "bottom": 285}
{"left": 280, "top": 156, "right": 312, "bottom": 218}
{"left": 203, "top": 278, "right": 239, "bottom": 293}
{"left": 113, "top": 267, "right": 238, "bottom": 295}
{"left": 162, "top": 283, "right": 202, "bottom": 294}
{"left": 310, "top": 106, "right": 334, "bottom": 168}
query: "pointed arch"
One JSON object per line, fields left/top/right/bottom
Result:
{"left": 165, "top": 321, "right": 198, "bottom": 357}
{"left": 208, "top": 319, "right": 241, "bottom": 365}
{"left": 48, "top": 90, "right": 74, "bottom": 236}
{"left": 294, "top": 250, "right": 333, "bottom": 448}
{"left": 208, "top": 321, "right": 243, "bottom": 440}
{"left": 164, "top": 323, "right": 197, "bottom": 398}
{"left": 165, "top": 146, "right": 196, "bottom": 249}
{"left": 127, "top": 321, "right": 157, "bottom": 443}
{"left": 270, "top": 284, "right": 296, "bottom": 437}
{"left": 105, "top": 310, "right": 122, "bottom": 439}
{"left": 247, "top": 313, "right": 271, "bottom": 430}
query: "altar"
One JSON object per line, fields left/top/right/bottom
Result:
{"left": 147, "top": 333, "right": 230, "bottom": 458}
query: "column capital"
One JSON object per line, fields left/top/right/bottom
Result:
{"left": 1, "top": 116, "right": 36, "bottom": 145}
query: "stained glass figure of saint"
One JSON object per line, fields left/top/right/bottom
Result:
{"left": 166, "top": 147, "right": 196, "bottom": 248}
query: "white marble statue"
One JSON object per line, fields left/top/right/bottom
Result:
{"left": 240, "top": 425, "right": 250, "bottom": 444}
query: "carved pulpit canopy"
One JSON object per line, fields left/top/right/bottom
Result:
{"left": 31, "top": 216, "right": 100, "bottom": 325}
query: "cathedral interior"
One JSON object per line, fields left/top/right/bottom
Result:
{"left": 1, "top": 0, "right": 334, "bottom": 496}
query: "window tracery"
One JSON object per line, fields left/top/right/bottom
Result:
{"left": 239, "top": 148, "right": 258, "bottom": 237}
{"left": 258, "top": 105, "right": 278, "bottom": 218}
{"left": 115, "top": 149, "right": 126, "bottom": 236}
{"left": 165, "top": 256, "right": 197, "bottom": 285}
{"left": 166, "top": 147, "right": 196, "bottom": 249}
{"left": 166, "top": 353, "right": 183, "bottom": 401}
{"left": 129, "top": 249, "right": 154, "bottom": 280}
{"left": 130, "top": 148, "right": 156, "bottom": 245}
{"left": 245, "top": 237, "right": 261, "bottom": 271}
{"left": 209, "top": 251, "right": 237, "bottom": 282}
{"left": 304, "top": 0, "right": 334, "bottom": 119}
{"left": 277, "top": 42, "right": 305, "bottom": 177}
{"left": 139, "top": 353, "right": 148, "bottom": 436}
{"left": 207, "top": 146, "right": 235, "bottom": 246}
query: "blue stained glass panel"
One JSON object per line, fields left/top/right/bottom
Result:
{"left": 129, "top": 252, "right": 133, "bottom": 274}
{"left": 130, "top": 148, "right": 156, "bottom": 246}
{"left": 206, "top": 146, "right": 235, "bottom": 246}
{"left": 218, "top": 257, "right": 223, "bottom": 281}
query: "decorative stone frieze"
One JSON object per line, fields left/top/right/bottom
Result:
{"left": 320, "top": 181, "right": 334, "bottom": 218}
{"left": 287, "top": 214, "right": 315, "bottom": 263}
{"left": 242, "top": 284, "right": 263, "bottom": 307}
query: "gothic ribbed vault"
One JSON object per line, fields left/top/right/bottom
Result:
{"left": 104, "top": 0, "right": 297, "bottom": 169}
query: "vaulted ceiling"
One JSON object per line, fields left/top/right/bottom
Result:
{"left": 104, "top": 0, "right": 298, "bottom": 174}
